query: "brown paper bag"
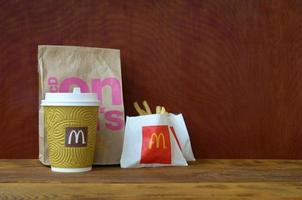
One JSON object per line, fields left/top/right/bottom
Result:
{"left": 38, "top": 45, "right": 124, "bottom": 165}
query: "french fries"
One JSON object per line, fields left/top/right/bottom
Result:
{"left": 156, "top": 106, "right": 161, "bottom": 114}
{"left": 134, "top": 102, "right": 145, "bottom": 115}
{"left": 142, "top": 100, "right": 152, "bottom": 114}
{"left": 134, "top": 101, "right": 169, "bottom": 116}
{"left": 160, "top": 106, "right": 167, "bottom": 114}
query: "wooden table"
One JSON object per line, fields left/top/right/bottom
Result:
{"left": 1, "top": 159, "right": 302, "bottom": 199}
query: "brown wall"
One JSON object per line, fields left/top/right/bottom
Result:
{"left": 1, "top": 0, "right": 302, "bottom": 159}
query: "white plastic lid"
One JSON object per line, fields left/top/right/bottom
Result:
{"left": 41, "top": 87, "right": 99, "bottom": 106}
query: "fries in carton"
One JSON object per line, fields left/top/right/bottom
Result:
{"left": 120, "top": 101, "right": 195, "bottom": 168}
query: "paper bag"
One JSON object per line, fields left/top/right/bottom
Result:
{"left": 120, "top": 114, "right": 190, "bottom": 168}
{"left": 38, "top": 45, "right": 124, "bottom": 165}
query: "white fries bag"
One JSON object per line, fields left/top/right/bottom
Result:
{"left": 121, "top": 114, "right": 195, "bottom": 168}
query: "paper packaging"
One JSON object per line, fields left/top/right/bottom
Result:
{"left": 38, "top": 45, "right": 125, "bottom": 165}
{"left": 169, "top": 114, "right": 196, "bottom": 161}
{"left": 121, "top": 114, "right": 195, "bottom": 168}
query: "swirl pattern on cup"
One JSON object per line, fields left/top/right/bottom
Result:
{"left": 44, "top": 106, "right": 98, "bottom": 168}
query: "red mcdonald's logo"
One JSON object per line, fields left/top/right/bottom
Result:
{"left": 140, "top": 125, "right": 171, "bottom": 164}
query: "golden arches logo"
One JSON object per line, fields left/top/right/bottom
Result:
{"left": 65, "top": 127, "right": 88, "bottom": 147}
{"left": 148, "top": 133, "right": 167, "bottom": 150}
{"left": 68, "top": 130, "right": 86, "bottom": 145}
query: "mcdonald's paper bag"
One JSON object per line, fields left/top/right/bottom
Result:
{"left": 120, "top": 114, "right": 188, "bottom": 168}
{"left": 38, "top": 45, "right": 125, "bottom": 165}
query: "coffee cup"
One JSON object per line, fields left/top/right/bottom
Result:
{"left": 41, "top": 87, "right": 99, "bottom": 172}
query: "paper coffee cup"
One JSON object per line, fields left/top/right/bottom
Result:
{"left": 41, "top": 87, "right": 99, "bottom": 173}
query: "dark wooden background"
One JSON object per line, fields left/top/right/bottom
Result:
{"left": 1, "top": 0, "right": 302, "bottom": 159}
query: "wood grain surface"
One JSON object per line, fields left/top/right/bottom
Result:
{"left": 1, "top": 0, "right": 302, "bottom": 159}
{"left": 1, "top": 159, "right": 302, "bottom": 199}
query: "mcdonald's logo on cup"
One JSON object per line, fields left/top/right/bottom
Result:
{"left": 140, "top": 125, "right": 171, "bottom": 164}
{"left": 65, "top": 127, "right": 88, "bottom": 147}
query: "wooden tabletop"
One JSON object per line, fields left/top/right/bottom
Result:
{"left": 1, "top": 159, "right": 302, "bottom": 199}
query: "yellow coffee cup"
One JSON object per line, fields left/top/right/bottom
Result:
{"left": 42, "top": 87, "right": 99, "bottom": 172}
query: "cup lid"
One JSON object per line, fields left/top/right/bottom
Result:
{"left": 41, "top": 87, "right": 99, "bottom": 106}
